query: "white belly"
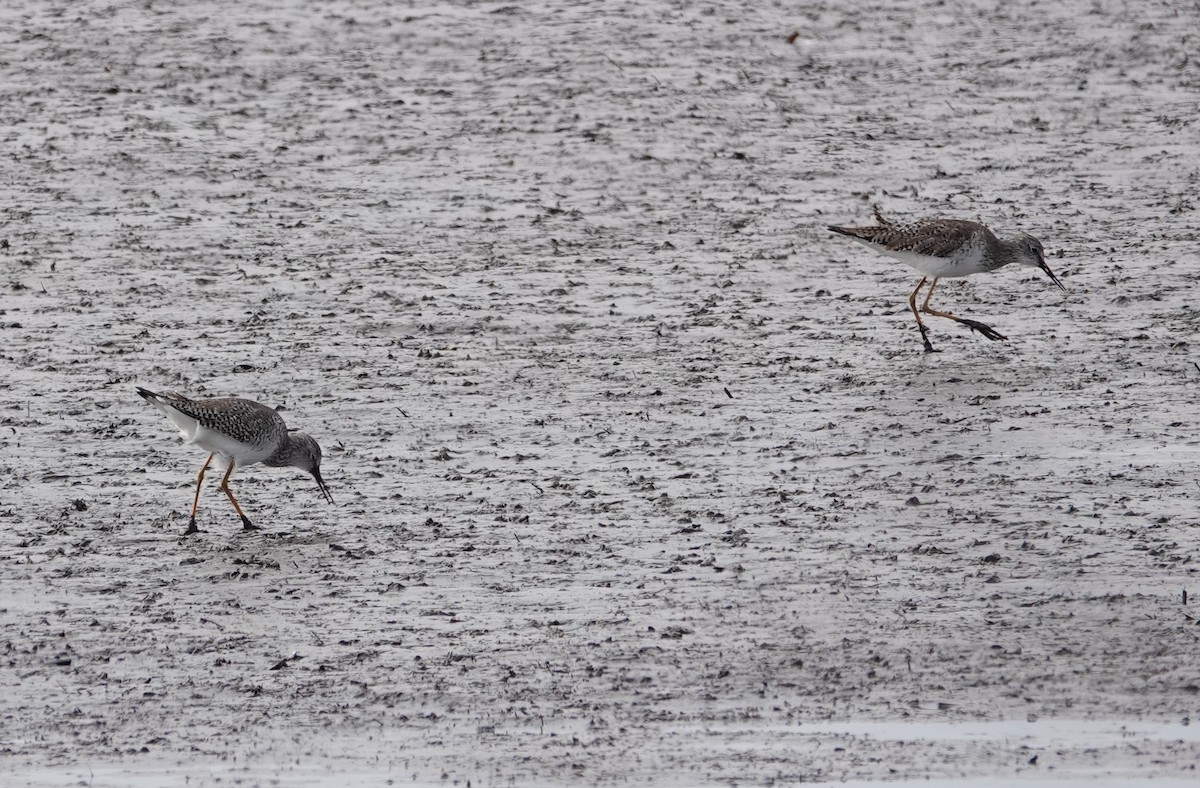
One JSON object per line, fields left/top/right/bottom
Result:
{"left": 172, "top": 418, "right": 273, "bottom": 467}
{"left": 884, "top": 248, "right": 971, "bottom": 278}
{"left": 850, "top": 237, "right": 984, "bottom": 278}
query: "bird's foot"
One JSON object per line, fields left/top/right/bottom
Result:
{"left": 240, "top": 516, "right": 260, "bottom": 532}
{"left": 184, "top": 518, "right": 202, "bottom": 536}
{"left": 959, "top": 319, "right": 1007, "bottom": 341}
{"left": 918, "top": 325, "right": 940, "bottom": 353}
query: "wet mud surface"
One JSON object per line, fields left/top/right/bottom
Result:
{"left": 3, "top": 0, "right": 1200, "bottom": 784}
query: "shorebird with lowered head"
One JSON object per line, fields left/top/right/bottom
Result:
{"left": 137, "top": 387, "right": 333, "bottom": 535}
{"left": 829, "top": 207, "right": 1065, "bottom": 353}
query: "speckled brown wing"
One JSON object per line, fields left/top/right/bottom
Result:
{"left": 142, "top": 389, "right": 286, "bottom": 446}
{"left": 830, "top": 218, "right": 987, "bottom": 259}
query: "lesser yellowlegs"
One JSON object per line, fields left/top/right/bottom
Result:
{"left": 137, "top": 387, "right": 333, "bottom": 534}
{"left": 829, "top": 207, "right": 1065, "bottom": 352}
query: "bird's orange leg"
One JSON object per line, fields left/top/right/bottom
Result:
{"left": 920, "top": 278, "right": 1007, "bottom": 341}
{"left": 218, "top": 461, "right": 259, "bottom": 531}
{"left": 186, "top": 453, "right": 214, "bottom": 535}
{"left": 920, "top": 278, "right": 940, "bottom": 313}
{"left": 908, "top": 277, "right": 938, "bottom": 353}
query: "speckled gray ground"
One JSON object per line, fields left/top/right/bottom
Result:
{"left": 2, "top": 0, "right": 1200, "bottom": 785}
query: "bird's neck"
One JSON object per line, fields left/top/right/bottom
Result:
{"left": 264, "top": 433, "right": 307, "bottom": 468}
{"left": 991, "top": 236, "right": 1026, "bottom": 269}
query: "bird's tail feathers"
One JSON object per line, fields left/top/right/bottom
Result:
{"left": 829, "top": 205, "right": 892, "bottom": 237}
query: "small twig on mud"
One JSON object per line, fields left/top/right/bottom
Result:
{"left": 1193, "top": 362, "right": 1199, "bottom": 376}
{"left": 601, "top": 52, "right": 624, "bottom": 72}
{"left": 724, "top": 387, "right": 733, "bottom": 399}
{"left": 199, "top": 616, "right": 226, "bottom": 632}
{"left": 529, "top": 481, "right": 544, "bottom": 495}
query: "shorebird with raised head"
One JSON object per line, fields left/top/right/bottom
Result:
{"left": 829, "top": 207, "right": 1065, "bottom": 353}
{"left": 137, "top": 387, "right": 333, "bottom": 534}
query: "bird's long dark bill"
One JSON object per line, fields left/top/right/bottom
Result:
{"left": 1040, "top": 260, "right": 1066, "bottom": 291}
{"left": 313, "top": 469, "right": 335, "bottom": 504}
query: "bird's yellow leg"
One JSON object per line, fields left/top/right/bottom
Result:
{"left": 920, "top": 277, "right": 1008, "bottom": 342}
{"left": 908, "top": 277, "right": 937, "bottom": 353}
{"left": 908, "top": 277, "right": 926, "bottom": 321}
{"left": 218, "top": 461, "right": 259, "bottom": 531}
{"left": 921, "top": 277, "right": 944, "bottom": 314}
{"left": 185, "top": 453, "right": 213, "bottom": 535}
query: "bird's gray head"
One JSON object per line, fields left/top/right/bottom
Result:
{"left": 1015, "top": 233, "right": 1065, "bottom": 291}
{"left": 280, "top": 432, "right": 334, "bottom": 505}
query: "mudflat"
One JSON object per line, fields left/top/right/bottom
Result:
{"left": 3, "top": 0, "right": 1199, "bottom": 785}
